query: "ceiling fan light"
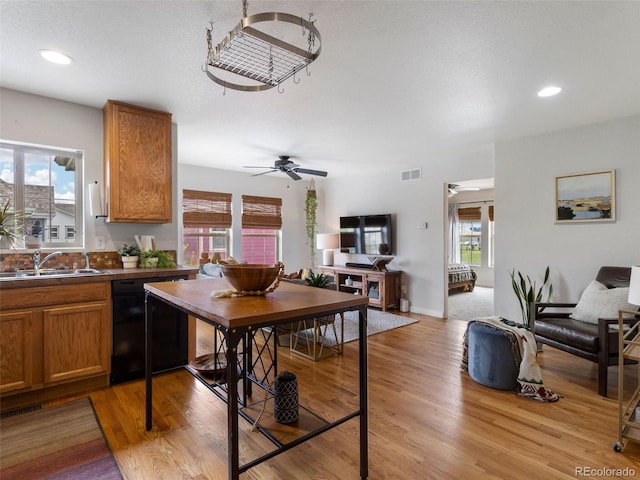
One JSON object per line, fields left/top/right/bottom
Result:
{"left": 39, "top": 49, "right": 73, "bottom": 65}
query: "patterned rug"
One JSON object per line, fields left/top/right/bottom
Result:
{"left": 297, "top": 309, "right": 418, "bottom": 346}
{"left": 0, "top": 397, "right": 122, "bottom": 479}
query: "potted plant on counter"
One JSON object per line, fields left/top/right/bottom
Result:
{"left": 118, "top": 243, "right": 140, "bottom": 268}
{"left": 140, "top": 249, "right": 177, "bottom": 268}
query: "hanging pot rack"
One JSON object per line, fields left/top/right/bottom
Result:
{"left": 204, "top": 1, "right": 321, "bottom": 92}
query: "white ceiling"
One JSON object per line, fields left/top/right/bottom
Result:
{"left": 2, "top": 1, "right": 639, "bottom": 180}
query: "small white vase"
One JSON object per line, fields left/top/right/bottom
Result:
{"left": 122, "top": 256, "right": 139, "bottom": 268}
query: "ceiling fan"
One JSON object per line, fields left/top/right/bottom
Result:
{"left": 448, "top": 183, "right": 480, "bottom": 197}
{"left": 244, "top": 156, "right": 328, "bottom": 181}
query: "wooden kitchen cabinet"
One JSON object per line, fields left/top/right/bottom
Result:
{"left": 43, "top": 302, "right": 110, "bottom": 384}
{"left": 0, "top": 282, "right": 111, "bottom": 411}
{"left": 103, "top": 100, "right": 173, "bottom": 223}
{"left": 0, "top": 310, "right": 33, "bottom": 394}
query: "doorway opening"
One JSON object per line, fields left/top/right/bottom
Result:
{"left": 444, "top": 178, "right": 495, "bottom": 320}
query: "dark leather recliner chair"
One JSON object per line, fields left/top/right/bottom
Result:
{"left": 532, "top": 266, "right": 638, "bottom": 397}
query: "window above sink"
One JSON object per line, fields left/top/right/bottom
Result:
{"left": 0, "top": 140, "right": 84, "bottom": 250}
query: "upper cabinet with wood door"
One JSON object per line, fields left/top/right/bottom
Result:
{"left": 103, "top": 100, "right": 173, "bottom": 223}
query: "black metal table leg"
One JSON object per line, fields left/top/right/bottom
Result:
{"left": 145, "top": 292, "right": 153, "bottom": 431}
{"left": 227, "top": 328, "right": 244, "bottom": 480}
{"left": 359, "top": 305, "right": 369, "bottom": 479}
{"left": 244, "top": 331, "right": 252, "bottom": 400}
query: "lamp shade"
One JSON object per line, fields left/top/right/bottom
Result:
{"left": 317, "top": 233, "right": 339, "bottom": 266}
{"left": 316, "top": 233, "right": 339, "bottom": 250}
{"left": 629, "top": 265, "right": 640, "bottom": 306}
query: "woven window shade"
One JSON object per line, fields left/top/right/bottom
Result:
{"left": 183, "top": 190, "right": 232, "bottom": 228}
{"left": 242, "top": 195, "right": 282, "bottom": 229}
{"left": 458, "top": 207, "right": 481, "bottom": 221}
{"left": 489, "top": 205, "right": 494, "bottom": 222}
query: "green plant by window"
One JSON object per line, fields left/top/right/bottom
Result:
{"left": 0, "top": 198, "right": 23, "bottom": 248}
{"left": 509, "top": 266, "right": 553, "bottom": 329}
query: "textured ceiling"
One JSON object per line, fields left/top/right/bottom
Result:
{"left": 1, "top": 1, "right": 639, "bottom": 180}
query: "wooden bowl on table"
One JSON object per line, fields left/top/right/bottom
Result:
{"left": 221, "top": 263, "right": 283, "bottom": 293}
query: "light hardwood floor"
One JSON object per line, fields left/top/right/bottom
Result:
{"left": 62, "top": 313, "right": 640, "bottom": 479}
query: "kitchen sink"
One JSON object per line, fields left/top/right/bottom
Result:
{"left": 0, "top": 268, "right": 105, "bottom": 278}
{"left": 73, "top": 268, "right": 104, "bottom": 274}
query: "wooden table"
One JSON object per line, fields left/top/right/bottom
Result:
{"left": 144, "top": 277, "right": 369, "bottom": 480}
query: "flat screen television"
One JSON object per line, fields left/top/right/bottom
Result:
{"left": 339, "top": 214, "right": 393, "bottom": 255}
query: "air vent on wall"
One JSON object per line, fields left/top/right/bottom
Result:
{"left": 401, "top": 168, "right": 422, "bottom": 182}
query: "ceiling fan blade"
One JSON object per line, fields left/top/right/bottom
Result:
{"left": 244, "top": 165, "right": 273, "bottom": 169}
{"left": 251, "top": 169, "right": 278, "bottom": 177}
{"left": 286, "top": 170, "right": 302, "bottom": 181}
{"left": 293, "top": 168, "right": 327, "bottom": 177}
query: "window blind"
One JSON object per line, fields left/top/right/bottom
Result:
{"left": 242, "top": 195, "right": 282, "bottom": 229}
{"left": 458, "top": 207, "right": 481, "bottom": 221}
{"left": 182, "top": 189, "right": 232, "bottom": 228}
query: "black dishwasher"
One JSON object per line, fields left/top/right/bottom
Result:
{"left": 111, "top": 275, "right": 188, "bottom": 384}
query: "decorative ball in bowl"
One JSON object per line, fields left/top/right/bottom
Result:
{"left": 221, "top": 263, "right": 282, "bottom": 293}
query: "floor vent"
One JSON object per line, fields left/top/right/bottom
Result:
{"left": 1, "top": 403, "right": 43, "bottom": 419}
{"left": 401, "top": 168, "right": 422, "bottom": 182}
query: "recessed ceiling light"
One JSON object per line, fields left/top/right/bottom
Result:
{"left": 39, "top": 49, "right": 73, "bottom": 65}
{"left": 538, "top": 86, "right": 562, "bottom": 97}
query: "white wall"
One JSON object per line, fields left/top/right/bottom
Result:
{"left": 494, "top": 114, "right": 640, "bottom": 321}
{"left": 0, "top": 88, "right": 178, "bottom": 252}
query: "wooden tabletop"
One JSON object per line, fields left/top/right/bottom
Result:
{"left": 144, "top": 277, "right": 369, "bottom": 329}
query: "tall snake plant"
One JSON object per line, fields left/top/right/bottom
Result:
{"left": 509, "top": 266, "right": 553, "bottom": 330}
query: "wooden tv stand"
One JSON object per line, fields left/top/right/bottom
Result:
{"left": 318, "top": 266, "right": 402, "bottom": 311}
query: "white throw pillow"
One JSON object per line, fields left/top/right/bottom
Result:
{"left": 570, "top": 280, "right": 637, "bottom": 324}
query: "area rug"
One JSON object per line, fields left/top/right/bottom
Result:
{"left": 298, "top": 309, "right": 418, "bottom": 347}
{"left": 0, "top": 397, "right": 122, "bottom": 480}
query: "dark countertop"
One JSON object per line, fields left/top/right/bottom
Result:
{"left": 0, "top": 266, "right": 198, "bottom": 290}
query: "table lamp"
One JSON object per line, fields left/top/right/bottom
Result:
{"left": 317, "top": 233, "right": 339, "bottom": 266}
{"left": 629, "top": 265, "right": 640, "bottom": 306}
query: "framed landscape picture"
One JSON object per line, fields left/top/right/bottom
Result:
{"left": 555, "top": 170, "right": 615, "bottom": 222}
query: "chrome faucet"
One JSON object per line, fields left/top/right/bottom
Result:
{"left": 82, "top": 252, "right": 91, "bottom": 269}
{"left": 33, "top": 250, "right": 63, "bottom": 270}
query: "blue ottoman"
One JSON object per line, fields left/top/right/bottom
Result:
{"left": 467, "top": 322, "right": 519, "bottom": 390}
